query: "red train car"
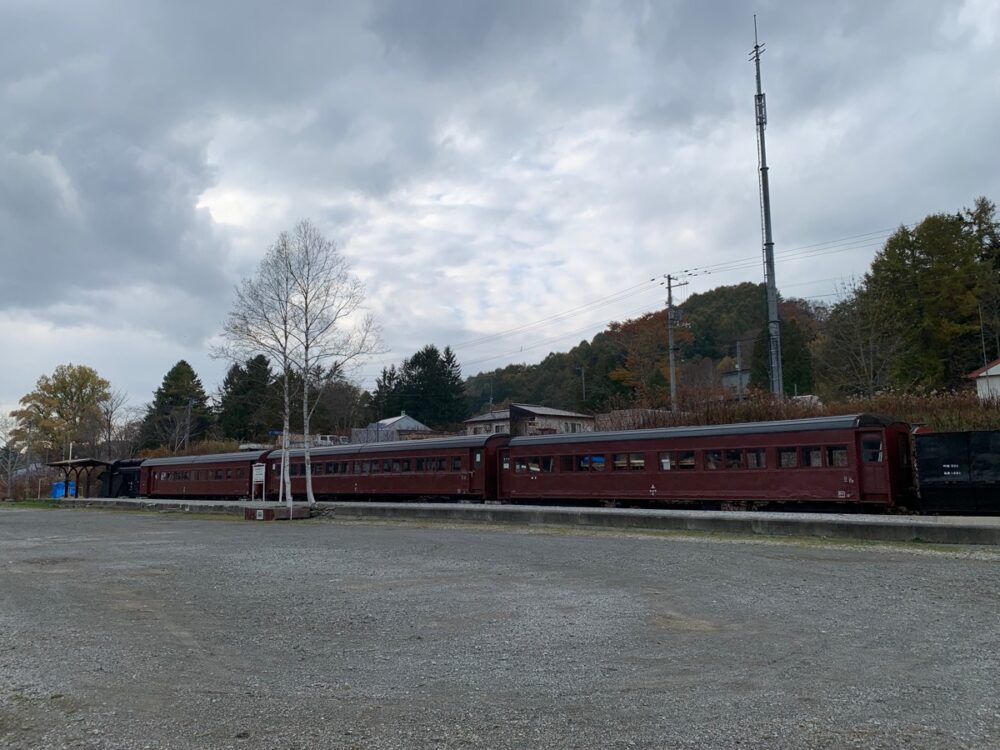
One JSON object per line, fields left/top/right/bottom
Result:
{"left": 140, "top": 450, "right": 270, "bottom": 499}
{"left": 500, "top": 414, "right": 913, "bottom": 509}
{"left": 272, "top": 434, "right": 508, "bottom": 501}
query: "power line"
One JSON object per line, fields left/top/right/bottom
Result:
{"left": 365, "top": 223, "right": 911, "bottom": 380}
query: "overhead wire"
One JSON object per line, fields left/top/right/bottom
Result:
{"left": 366, "top": 223, "right": 912, "bottom": 379}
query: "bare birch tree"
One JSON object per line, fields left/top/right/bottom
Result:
{"left": 1, "top": 414, "right": 25, "bottom": 500}
{"left": 98, "top": 388, "right": 130, "bottom": 460}
{"left": 217, "top": 235, "right": 299, "bottom": 504}
{"left": 286, "top": 220, "right": 380, "bottom": 505}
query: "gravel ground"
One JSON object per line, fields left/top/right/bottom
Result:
{"left": 1, "top": 508, "right": 998, "bottom": 750}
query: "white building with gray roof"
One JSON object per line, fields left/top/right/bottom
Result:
{"left": 464, "top": 403, "right": 594, "bottom": 437}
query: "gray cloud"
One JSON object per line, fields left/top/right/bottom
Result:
{"left": 1, "top": 0, "right": 997, "bottom": 411}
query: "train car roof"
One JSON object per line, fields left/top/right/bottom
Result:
{"left": 510, "top": 414, "right": 898, "bottom": 447}
{"left": 282, "top": 433, "right": 504, "bottom": 459}
{"left": 142, "top": 450, "right": 271, "bottom": 467}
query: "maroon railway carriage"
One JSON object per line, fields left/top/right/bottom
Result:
{"left": 272, "top": 434, "right": 508, "bottom": 501}
{"left": 140, "top": 450, "right": 270, "bottom": 499}
{"left": 501, "top": 414, "right": 914, "bottom": 509}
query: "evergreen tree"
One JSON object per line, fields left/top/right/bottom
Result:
{"left": 397, "top": 345, "right": 469, "bottom": 428}
{"left": 371, "top": 346, "right": 469, "bottom": 428}
{"left": 217, "top": 355, "right": 273, "bottom": 442}
{"left": 141, "top": 361, "right": 213, "bottom": 451}
{"left": 370, "top": 365, "right": 402, "bottom": 420}
{"left": 865, "top": 203, "right": 993, "bottom": 388}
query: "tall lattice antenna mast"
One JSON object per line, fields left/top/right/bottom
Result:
{"left": 751, "top": 15, "right": 784, "bottom": 397}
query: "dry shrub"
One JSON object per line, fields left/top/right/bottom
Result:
{"left": 599, "top": 387, "right": 998, "bottom": 432}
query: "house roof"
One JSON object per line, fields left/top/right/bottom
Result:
{"left": 368, "top": 413, "right": 431, "bottom": 430}
{"left": 966, "top": 357, "right": 1000, "bottom": 379}
{"left": 464, "top": 403, "right": 593, "bottom": 423}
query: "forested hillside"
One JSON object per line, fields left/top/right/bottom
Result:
{"left": 464, "top": 197, "right": 1000, "bottom": 420}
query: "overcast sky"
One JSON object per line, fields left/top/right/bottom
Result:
{"left": 1, "top": 0, "right": 998, "bottom": 415}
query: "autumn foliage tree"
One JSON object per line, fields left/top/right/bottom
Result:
{"left": 10, "top": 364, "right": 111, "bottom": 458}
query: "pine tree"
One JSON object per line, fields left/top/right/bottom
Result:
{"left": 141, "top": 361, "right": 213, "bottom": 451}
{"left": 217, "top": 355, "right": 273, "bottom": 442}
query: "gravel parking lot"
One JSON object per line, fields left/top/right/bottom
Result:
{"left": 1, "top": 508, "right": 998, "bottom": 749}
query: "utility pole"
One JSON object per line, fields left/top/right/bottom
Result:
{"left": 736, "top": 340, "right": 744, "bottom": 402}
{"left": 665, "top": 274, "right": 688, "bottom": 412}
{"left": 751, "top": 16, "right": 784, "bottom": 396}
{"left": 576, "top": 366, "right": 587, "bottom": 403}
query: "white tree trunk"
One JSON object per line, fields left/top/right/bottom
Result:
{"left": 302, "top": 377, "right": 316, "bottom": 505}
{"left": 283, "top": 374, "right": 293, "bottom": 506}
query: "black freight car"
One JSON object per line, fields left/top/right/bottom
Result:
{"left": 914, "top": 430, "right": 1000, "bottom": 513}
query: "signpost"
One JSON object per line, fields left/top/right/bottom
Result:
{"left": 251, "top": 463, "right": 266, "bottom": 502}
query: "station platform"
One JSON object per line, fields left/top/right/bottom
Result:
{"left": 55, "top": 497, "right": 1000, "bottom": 546}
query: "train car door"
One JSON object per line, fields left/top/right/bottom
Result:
{"left": 498, "top": 449, "right": 512, "bottom": 500}
{"left": 858, "top": 431, "right": 889, "bottom": 500}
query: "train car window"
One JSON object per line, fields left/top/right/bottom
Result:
{"left": 400, "top": 459, "right": 410, "bottom": 472}
{"left": 474, "top": 451, "right": 482, "bottom": 467}
{"left": 362, "top": 460, "right": 371, "bottom": 473}
{"left": 540, "top": 456, "right": 555, "bottom": 472}
{"left": 827, "top": 446, "right": 849, "bottom": 467}
{"left": 778, "top": 448, "right": 798, "bottom": 468}
{"left": 677, "top": 451, "right": 696, "bottom": 470}
{"left": 612, "top": 453, "right": 628, "bottom": 470}
{"left": 451, "top": 457, "right": 462, "bottom": 471}
{"left": 226, "top": 469, "right": 233, "bottom": 479}
{"left": 502, "top": 455, "right": 511, "bottom": 471}
{"left": 704, "top": 450, "right": 722, "bottom": 470}
{"left": 237, "top": 468, "right": 245, "bottom": 479}
{"left": 390, "top": 460, "right": 399, "bottom": 472}
{"left": 804, "top": 447, "right": 822, "bottom": 467}
{"left": 629, "top": 453, "right": 645, "bottom": 471}
{"left": 515, "top": 458, "right": 527, "bottom": 473}
{"left": 353, "top": 461, "right": 362, "bottom": 474}
{"left": 724, "top": 449, "right": 743, "bottom": 469}
{"left": 862, "top": 439, "right": 884, "bottom": 462}
{"left": 561, "top": 456, "right": 575, "bottom": 472}
{"left": 746, "top": 448, "right": 766, "bottom": 469}
{"left": 383, "top": 460, "right": 392, "bottom": 472}
{"left": 577, "top": 454, "right": 604, "bottom": 471}
{"left": 659, "top": 452, "right": 674, "bottom": 470}
{"left": 524, "top": 457, "right": 542, "bottom": 472}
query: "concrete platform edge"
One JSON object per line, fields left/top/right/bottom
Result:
{"left": 51, "top": 498, "right": 1000, "bottom": 546}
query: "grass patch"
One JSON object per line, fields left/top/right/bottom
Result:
{"left": 2, "top": 499, "right": 62, "bottom": 509}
